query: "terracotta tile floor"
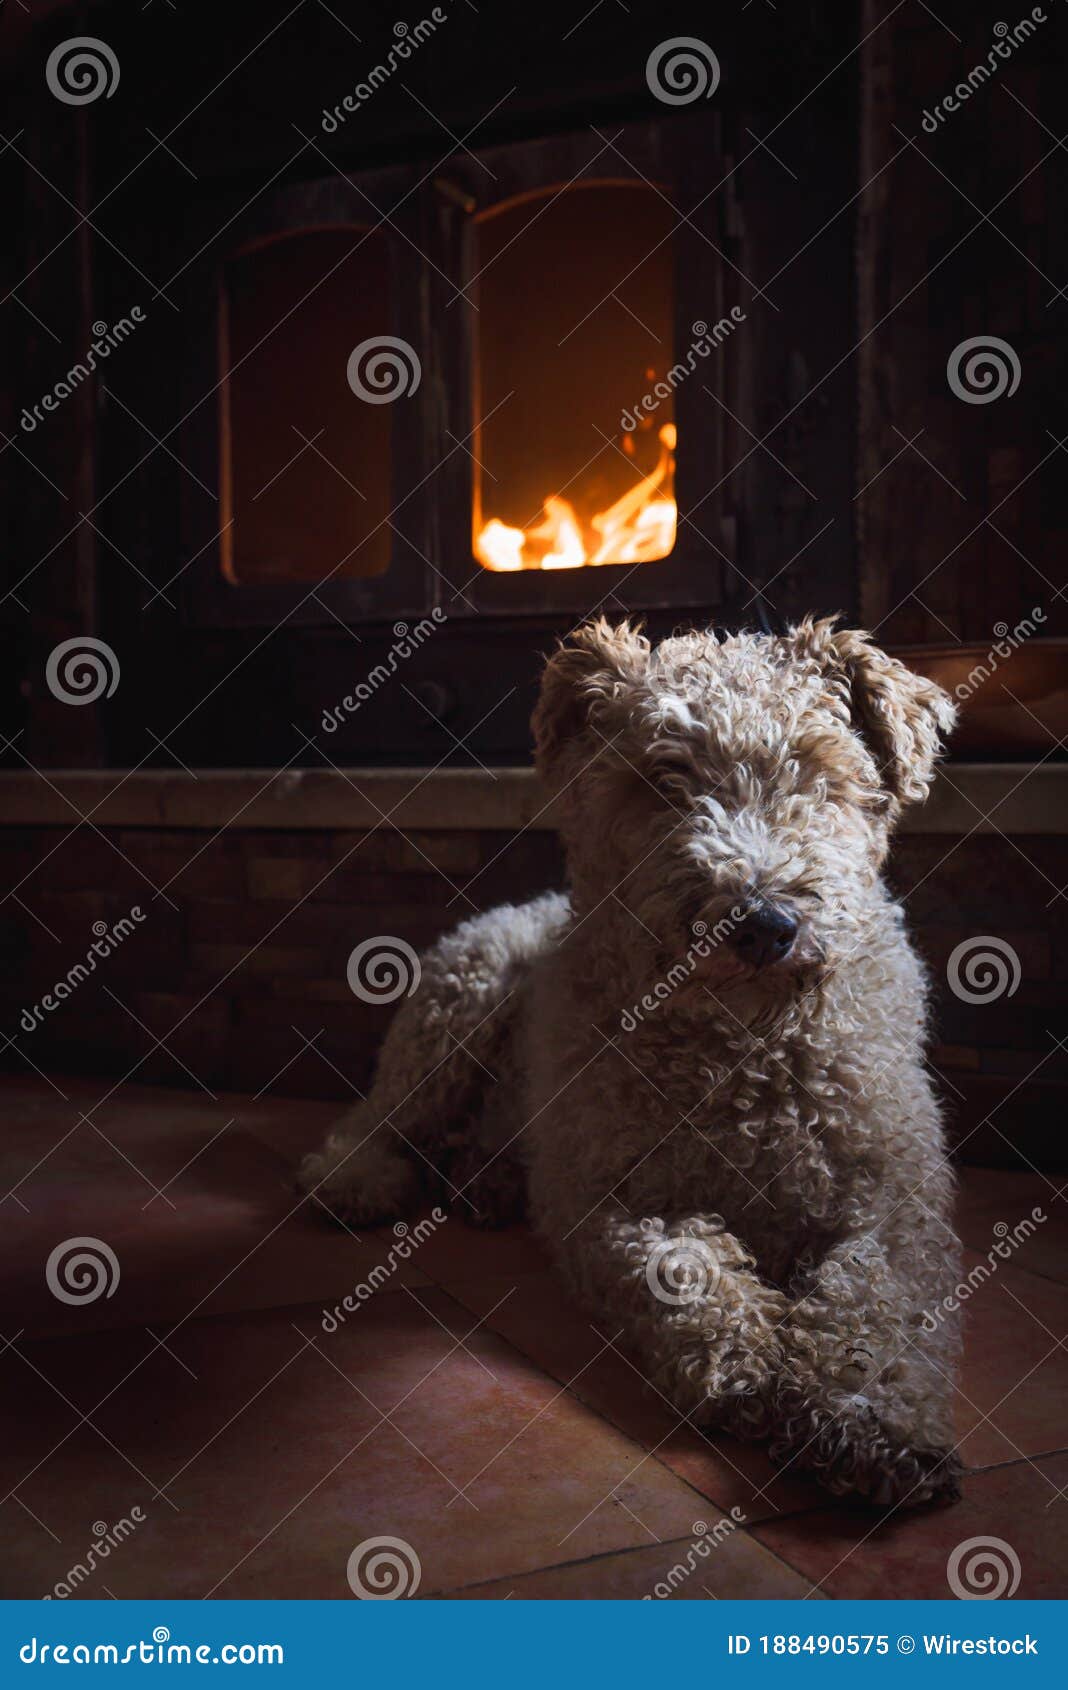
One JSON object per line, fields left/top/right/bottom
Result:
{"left": 0, "top": 1074, "right": 1065, "bottom": 1600}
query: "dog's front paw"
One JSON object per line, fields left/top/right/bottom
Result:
{"left": 297, "top": 1135, "right": 422, "bottom": 1229}
{"left": 670, "top": 1333, "right": 784, "bottom": 1434}
{"left": 297, "top": 1150, "right": 363, "bottom": 1227}
{"left": 866, "top": 1443, "right": 963, "bottom": 1510}
{"left": 770, "top": 1393, "right": 963, "bottom": 1509}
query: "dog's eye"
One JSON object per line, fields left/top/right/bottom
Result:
{"left": 785, "top": 887, "right": 823, "bottom": 908}
{"left": 620, "top": 762, "right": 679, "bottom": 811}
{"left": 650, "top": 767, "right": 697, "bottom": 808}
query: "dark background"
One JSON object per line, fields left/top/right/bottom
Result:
{"left": 0, "top": 1, "right": 1064, "bottom": 1161}
{"left": 2, "top": 1, "right": 1064, "bottom": 770}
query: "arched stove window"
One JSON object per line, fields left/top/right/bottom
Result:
{"left": 219, "top": 224, "right": 393, "bottom": 585}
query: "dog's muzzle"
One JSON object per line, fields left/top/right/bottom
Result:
{"left": 729, "top": 900, "right": 799, "bottom": 970}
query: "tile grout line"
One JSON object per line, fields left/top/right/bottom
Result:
{"left": 742, "top": 1445, "right": 1068, "bottom": 1599}
{"left": 6, "top": 1084, "right": 1066, "bottom": 1591}
{"left": 428, "top": 1277, "right": 825, "bottom": 1531}
{"left": 421, "top": 1522, "right": 812, "bottom": 1600}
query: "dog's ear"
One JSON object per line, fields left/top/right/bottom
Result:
{"left": 533, "top": 618, "right": 650, "bottom": 787}
{"left": 791, "top": 617, "right": 956, "bottom": 807}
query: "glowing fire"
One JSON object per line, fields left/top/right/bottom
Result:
{"left": 475, "top": 423, "right": 677, "bottom": 571}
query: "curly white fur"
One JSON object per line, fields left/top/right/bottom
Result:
{"left": 301, "top": 617, "right": 963, "bottom": 1509}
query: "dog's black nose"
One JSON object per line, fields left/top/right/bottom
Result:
{"left": 731, "top": 903, "right": 798, "bottom": 969}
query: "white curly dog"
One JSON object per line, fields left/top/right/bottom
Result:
{"left": 302, "top": 617, "right": 963, "bottom": 1507}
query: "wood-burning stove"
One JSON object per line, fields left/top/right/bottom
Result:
{"left": 9, "top": 1, "right": 859, "bottom": 769}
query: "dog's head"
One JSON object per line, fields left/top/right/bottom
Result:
{"left": 533, "top": 616, "right": 954, "bottom": 1019}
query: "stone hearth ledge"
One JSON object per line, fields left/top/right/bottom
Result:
{"left": 0, "top": 764, "right": 1065, "bottom": 834}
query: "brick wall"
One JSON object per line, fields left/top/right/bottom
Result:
{"left": 888, "top": 835, "right": 1066, "bottom": 1169}
{"left": 0, "top": 823, "right": 563, "bottom": 1103}
{"left": 1, "top": 821, "right": 1063, "bottom": 1167}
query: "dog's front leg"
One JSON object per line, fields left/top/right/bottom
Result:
{"left": 771, "top": 1215, "right": 963, "bottom": 1507}
{"left": 558, "top": 1211, "right": 788, "bottom": 1429}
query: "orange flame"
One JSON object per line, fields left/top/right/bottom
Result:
{"left": 475, "top": 423, "right": 677, "bottom": 571}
